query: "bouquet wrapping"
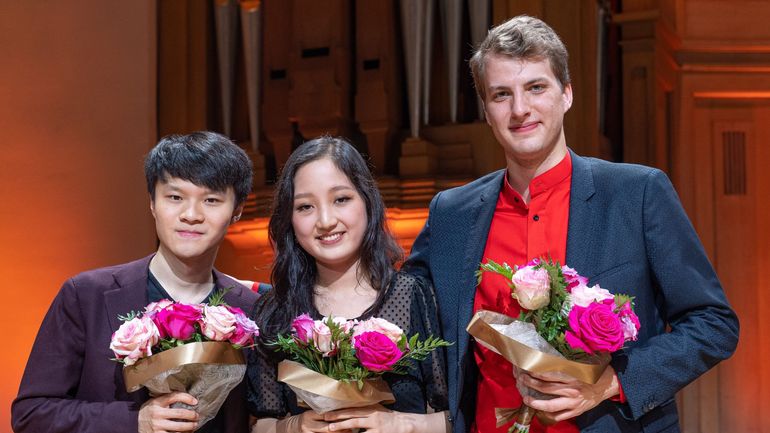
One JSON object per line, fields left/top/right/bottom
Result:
{"left": 123, "top": 341, "right": 246, "bottom": 426}
{"left": 468, "top": 259, "right": 640, "bottom": 432}
{"left": 273, "top": 315, "right": 450, "bottom": 413}
{"left": 277, "top": 360, "right": 395, "bottom": 413}
{"left": 110, "top": 292, "right": 259, "bottom": 427}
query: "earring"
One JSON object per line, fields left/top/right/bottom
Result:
{"left": 232, "top": 215, "right": 241, "bottom": 222}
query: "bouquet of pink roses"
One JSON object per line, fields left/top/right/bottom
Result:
{"left": 467, "top": 258, "right": 640, "bottom": 433}
{"left": 273, "top": 314, "right": 450, "bottom": 413}
{"left": 109, "top": 290, "right": 259, "bottom": 427}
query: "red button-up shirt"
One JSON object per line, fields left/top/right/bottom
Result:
{"left": 471, "top": 152, "right": 578, "bottom": 433}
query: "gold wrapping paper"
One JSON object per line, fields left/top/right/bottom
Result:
{"left": 468, "top": 310, "right": 611, "bottom": 428}
{"left": 277, "top": 360, "right": 395, "bottom": 412}
{"left": 466, "top": 310, "right": 608, "bottom": 384}
{"left": 123, "top": 341, "right": 245, "bottom": 392}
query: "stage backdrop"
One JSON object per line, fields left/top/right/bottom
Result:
{"left": 0, "top": 2, "right": 157, "bottom": 432}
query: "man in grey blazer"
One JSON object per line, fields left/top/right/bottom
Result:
{"left": 404, "top": 16, "right": 738, "bottom": 432}
{"left": 12, "top": 132, "right": 258, "bottom": 433}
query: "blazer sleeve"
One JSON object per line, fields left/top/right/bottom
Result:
{"left": 12, "top": 278, "right": 141, "bottom": 433}
{"left": 612, "top": 170, "right": 739, "bottom": 419}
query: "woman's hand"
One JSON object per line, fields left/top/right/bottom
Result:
{"left": 324, "top": 405, "right": 449, "bottom": 433}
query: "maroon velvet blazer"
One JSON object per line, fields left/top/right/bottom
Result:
{"left": 12, "top": 255, "right": 259, "bottom": 433}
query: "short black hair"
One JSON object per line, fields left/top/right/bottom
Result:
{"left": 144, "top": 131, "right": 253, "bottom": 206}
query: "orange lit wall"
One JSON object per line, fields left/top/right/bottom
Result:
{"left": 0, "top": 2, "right": 156, "bottom": 432}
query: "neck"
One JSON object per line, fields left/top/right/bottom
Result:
{"left": 506, "top": 142, "right": 567, "bottom": 203}
{"left": 313, "top": 258, "right": 377, "bottom": 318}
{"left": 150, "top": 247, "right": 216, "bottom": 304}
{"left": 315, "top": 258, "right": 367, "bottom": 292}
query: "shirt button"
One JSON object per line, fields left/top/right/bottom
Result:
{"left": 533, "top": 215, "right": 540, "bottom": 221}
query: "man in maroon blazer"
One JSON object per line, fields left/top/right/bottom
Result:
{"left": 12, "top": 132, "right": 259, "bottom": 433}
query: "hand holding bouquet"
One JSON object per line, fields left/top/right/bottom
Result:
{"left": 273, "top": 314, "right": 450, "bottom": 413}
{"left": 109, "top": 290, "right": 259, "bottom": 427}
{"left": 469, "top": 258, "right": 640, "bottom": 432}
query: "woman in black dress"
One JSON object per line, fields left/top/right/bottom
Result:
{"left": 247, "top": 136, "right": 450, "bottom": 433}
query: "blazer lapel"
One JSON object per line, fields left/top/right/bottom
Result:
{"left": 104, "top": 255, "right": 153, "bottom": 332}
{"left": 565, "top": 150, "right": 598, "bottom": 274}
{"left": 456, "top": 171, "right": 503, "bottom": 363}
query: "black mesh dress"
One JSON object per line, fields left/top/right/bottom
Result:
{"left": 246, "top": 272, "right": 449, "bottom": 418}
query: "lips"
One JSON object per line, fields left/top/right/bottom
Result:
{"left": 176, "top": 230, "right": 204, "bottom": 238}
{"left": 317, "top": 232, "right": 344, "bottom": 245}
{"left": 510, "top": 121, "right": 539, "bottom": 133}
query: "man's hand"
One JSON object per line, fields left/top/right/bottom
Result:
{"left": 138, "top": 392, "right": 199, "bottom": 433}
{"left": 513, "top": 365, "right": 620, "bottom": 422}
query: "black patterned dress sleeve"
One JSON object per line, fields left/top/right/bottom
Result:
{"left": 375, "top": 272, "right": 449, "bottom": 414}
{"left": 409, "top": 273, "right": 449, "bottom": 412}
{"left": 245, "top": 294, "right": 289, "bottom": 419}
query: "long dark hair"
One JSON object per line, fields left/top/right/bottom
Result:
{"left": 258, "top": 136, "right": 402, "bottom": 341}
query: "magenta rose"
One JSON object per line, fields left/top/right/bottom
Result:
{"left": 561, "top": 266, "right": 588, "bottom": 292}
{"left": 617, "top": 302, "right": 640, "bottom": 341}
{"left": 292, "top": 313, "right": 315, "bottom": 344}
{"left": 565, "top": 299, "right": 625, "bottom": 354}
{"left": 153, "top": 303, "right": 202, "bottom": 340}
{"left": 229, "top": 308, "right": 260, "bottom": 346}
{"left": 354, "top": 331, "right": 403, "bottom": 372}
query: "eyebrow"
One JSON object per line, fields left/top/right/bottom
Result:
{"left": 487, "top": 77, "right": 550, "bottom": 92}
{"left": 294, "top": 185, "right": 355, "bottom": 199}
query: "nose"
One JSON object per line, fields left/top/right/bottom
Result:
{"left": 315, "top": 204, "right": 337, "bottom": 231}
{"left": 510, "top": 91, "right": 530, "bottom": 120}
{"left": 180, "top": 201, "right": 204, "bottom": 224}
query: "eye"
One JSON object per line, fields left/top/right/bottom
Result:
{"left": 204, "top": 197, "right": 221, "bottom": 204}
{"left": 491, "top": 90, "right": 510, "bottom": 101}
{"left": 529, "top": 83, "right": 546, "bottom": 93}
{"left": 334, "top": 195, "right": 353, "bottom": 205}
{"left": 167, "top": 194, "right": 182, "bottom": 201}
{"left": 295, "top": 203, "right": 312, "bottom": 212}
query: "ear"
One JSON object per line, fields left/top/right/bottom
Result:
{"left": 231, "top": 203, "right": 245, "bottom": 224}
{"left": 562, "top": 83, "right": 573, "bottom": 112}
{"left": 149, "top": 197, "right": 156, "bottom": 218}
{"left": 481, "top": 100, "right": 492, "bottom": 127}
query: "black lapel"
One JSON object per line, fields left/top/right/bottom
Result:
{"left": 565, "top": 150, "right": 598, "bottom": 274}
{"left": 455, "top": 171, "right": 504, "bottom": 360}
{"left": 104, "top": 256, "right": 152, "bottom": 332}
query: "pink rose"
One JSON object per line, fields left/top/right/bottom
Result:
{"left": 292, "top": 313, "right": 315, "bottom": 344}
{"left": 110, "top": 316, "right": 160, "bottom": 366}
{"left": 617, "top": 302, "right": 640, "bottom": 341}
{"left": 354, "top": 331, "right": 403, "bottom": 372}
{"left": 561, "top": 266, "right": 588, "bottom": 292}
{"left": 153, "top": 303, "right": 202, "bottom": 340}
{"left": 569, "top": 284, "right": 614, "bottom": 308}
{"left": 200, "top": 305, "right": 237, "bottom": 341}
{"left": 228, "top": 307, "right": 259, "bottom": 346}
{"left": 312, "top": 320, "right": 335, "bottom": 356}
{"left": 565, "top": 300, "right": 625, "bottom": 354}
{"left": 329, "top": 316, "right": 356, "bottom": 333}
{"left": 511, "top": 265, "right": 551, "bottom": 310}
{"left": 353, "top": 317, "right": 404, "bottom": 345}
{"left": 144, "top": 299, "right": 174, "bottom": 316}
